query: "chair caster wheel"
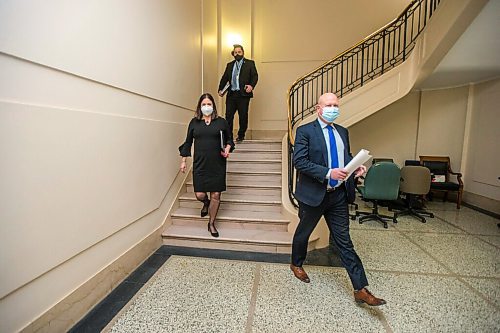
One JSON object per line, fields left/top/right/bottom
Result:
{"left": 383, "top": 224, "right": 388, "bottom": 229}
{"left": 359, "top": 221, "right": 363, "bottom": 225}
{"left": 393, "top": 218, "right": 397, "bottom": 224}
{"left": 430, "top": 214, "right": 434, "bottom": 218}
{"left": 351, "top": 216, "right": 356, "bottom": 221}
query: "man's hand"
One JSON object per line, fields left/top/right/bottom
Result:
{"left": 218, "top": 90, "right": 223, "bottom": 97}
{"left": 180, "top": 161, "right": 187, "bottom": 173}
{"left": 354, "top": 165, "right": 367, "bottom": 178}
{"left": 244, "top": 85, "right": 253, "bottom": 93}
{"left": 331, "top": 168, "right": 348, "bottom": 181}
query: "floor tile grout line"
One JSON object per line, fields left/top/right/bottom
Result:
{"left": 454, "top": 275, "right": 500, "bottom": 311}
{"left": 431, "top": 213, "right": 500, "bottom": 250}
{"left": 397, "top": 231, "right": 500, "bottom": 311}
{"left": 370, "top": 204, "right": 500, "bottom": 253}
{"left": 352, "top": 227, "right": 466, "bottom": 235}
{"left": 169, "top": 246, "right": 499, "bottom": 281}
{"left": 475, "top": 237, "right": 500, "bottom": 250}
{"left": 365, "top": 268, "right": 500, "bottom": 280}
{"left": 245, "top": 263, "right": 262, "bottom": 333}
{"left": 353, "top": 226, "right": 499, "bottom": 241}
{"left": 356, "top": 203, "right": 500, "bottom": 245}
{"left": 380, "top": 310, "right": 394, "bottom": 333}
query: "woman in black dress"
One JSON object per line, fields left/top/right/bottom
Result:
{"left": 179, "top": 93, "right": 233, "bottom": 237}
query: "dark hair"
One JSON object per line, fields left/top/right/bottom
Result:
{"left": 233, "top": 44, "right": 244, "bottom": 53}
{"left": 195, "top": 93, "right": 218, "bottom": 120}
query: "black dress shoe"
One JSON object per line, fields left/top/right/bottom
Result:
{"left": 235, "top": 137, "right": 244, "bottom": 142}
{"left": 208, "top": 222, "right": 219, "bottom": 238}
{"left": 201, "top": 200, "right": 210, "bottom": 217}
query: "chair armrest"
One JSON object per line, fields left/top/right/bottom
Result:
{"left": 449, "top": 171, "right": 463, "bottom": 186}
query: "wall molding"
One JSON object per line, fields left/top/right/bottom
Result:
{"left": 0, "top": 51, "right": 194, "bottom": 112}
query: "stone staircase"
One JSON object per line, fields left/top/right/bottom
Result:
{"left": 162, "top": 139, "right": 318, "bottom": 253}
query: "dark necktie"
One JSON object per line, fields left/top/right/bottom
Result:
{"left": 327, "top": 125, "right": 339, "bottom": 187}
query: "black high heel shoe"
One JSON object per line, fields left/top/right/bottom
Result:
{"left": 208, "top": 222, "right": 219, "bottom": 238}
{"left": 201, "top": 200, "right": 210, "bottom": 217}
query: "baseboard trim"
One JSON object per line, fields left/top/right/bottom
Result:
{"left": 21, "top": 230, "right": 162, "bottom": 333}
{"left": 463, "top": 191, "right": 500, "bottom": 218}
{"left": 462, "top": 202, "right": 500, "bottom": 219}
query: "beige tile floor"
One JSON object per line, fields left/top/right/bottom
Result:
{"left": 105, "top": 202, "right": 499, "bottom": 332}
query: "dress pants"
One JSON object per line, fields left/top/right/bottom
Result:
{"left": 291, "top": 185, "right": 369, "bottom": 290}
{"left": 225, "top": 90, "right": 250, "bottom": 139}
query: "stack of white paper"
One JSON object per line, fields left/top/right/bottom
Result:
{"left": 344, "top": 149, "right": 372, "bottom": 179}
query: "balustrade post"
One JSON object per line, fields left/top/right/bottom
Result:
{"left": 403, "top": 10, "right": 408, "bottom": 61}
{"left": 360, "top": 43, "right": 364, "bottom": 86}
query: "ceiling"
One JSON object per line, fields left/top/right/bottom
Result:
{"left": 418, "top": 0, "right": 500, "bottom": 90}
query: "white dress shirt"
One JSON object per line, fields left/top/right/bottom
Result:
{"left": 317, "top": 118, "right": 345, "bottom": 188}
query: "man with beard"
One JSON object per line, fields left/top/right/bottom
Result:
{"left": 218, "top": 44, "right": 258, "bottom": 142}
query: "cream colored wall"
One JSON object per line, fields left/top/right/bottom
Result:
{"left": 0, "top": 1, "right": 204, "bottom": 332}
{"left": 349, "top": 92, "right": 420, "bottom": 166}
{"left": 350, "top": 87, "right": 470, "bottom": 171}
{"left": 417, "top": 86, "right": 469, "bottom": 169}
{"left": 464, "top": 78, "right": 500, "bottom": 202}
{"left": 251, "top": 0, "right": 412, "bottom": 133}
{"left": 203, "top": 0, "right": 219, "bottom": 96}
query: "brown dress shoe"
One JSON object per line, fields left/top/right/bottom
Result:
{"left": 290, "top": 264, "right": 310, "bottom": 283}
{"left": 354, "top": 288, "right": 387, "bottom": 306}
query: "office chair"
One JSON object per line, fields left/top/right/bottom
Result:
{"left": 355, "top": 162, "right": 401, "bottom": 228}
{"left": 394, "top": 166, "right": 434, "bottom": 223}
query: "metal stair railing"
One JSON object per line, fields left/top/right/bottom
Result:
{"left": 287, "top": 0, "right": 441, "bottom": 207}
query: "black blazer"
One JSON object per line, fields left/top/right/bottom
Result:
{"left": 218, "top": 58, "right": 258, "bottom": 98}
{"left": 293, "top": 119, "right": 356, "bottom": 207}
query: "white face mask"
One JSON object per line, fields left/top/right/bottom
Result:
{"left": 201, "top": 105, "right": 213, "bottom": 116}
{"left": 321, "top": 106, "right": 340, "bottom": 123}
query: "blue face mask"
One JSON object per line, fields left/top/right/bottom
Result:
{"left": 321, "top": 106, "right": 340, "bottom": 123}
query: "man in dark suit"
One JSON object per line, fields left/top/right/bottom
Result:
{"left": 218, "top": 44, "right": 258, "bottom": 142}
{"left": 290, "top": 92, "right": 386, "bottom": 306}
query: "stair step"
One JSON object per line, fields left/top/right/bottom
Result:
{"left": 234, "top": 140, "right": 281, "bottom": 150}
{"left": 162, "top": 225, "right": 319, "bottom": 253}
{"left": 232, "top": 148, "right": 281, "bottom": 153}
{"left": 171, "top": 206, "right": 289, "bottom": 230}
{"left": 162, "top": 225, "right": 294, "bottom": 253}
{"left": 179, "top": 192, "right": 282, "bottom": 212}
{"left": 186, "top": 181, "right": 281, "bottom": 196}
{"left": 231, "top": 151, "right": 282, "bottom": 160}
{"left": 227, "top": 160, "right": 282, "bottom": 172}
{"left": 226, "top": 171, "right": 281, "bottom": 185}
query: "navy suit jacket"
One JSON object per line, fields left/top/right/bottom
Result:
{"left": 293, "top": 119, "right": 356, "bottom": 207}
{"left": 218, "top": 58, "right": 258, "bottom": 98}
